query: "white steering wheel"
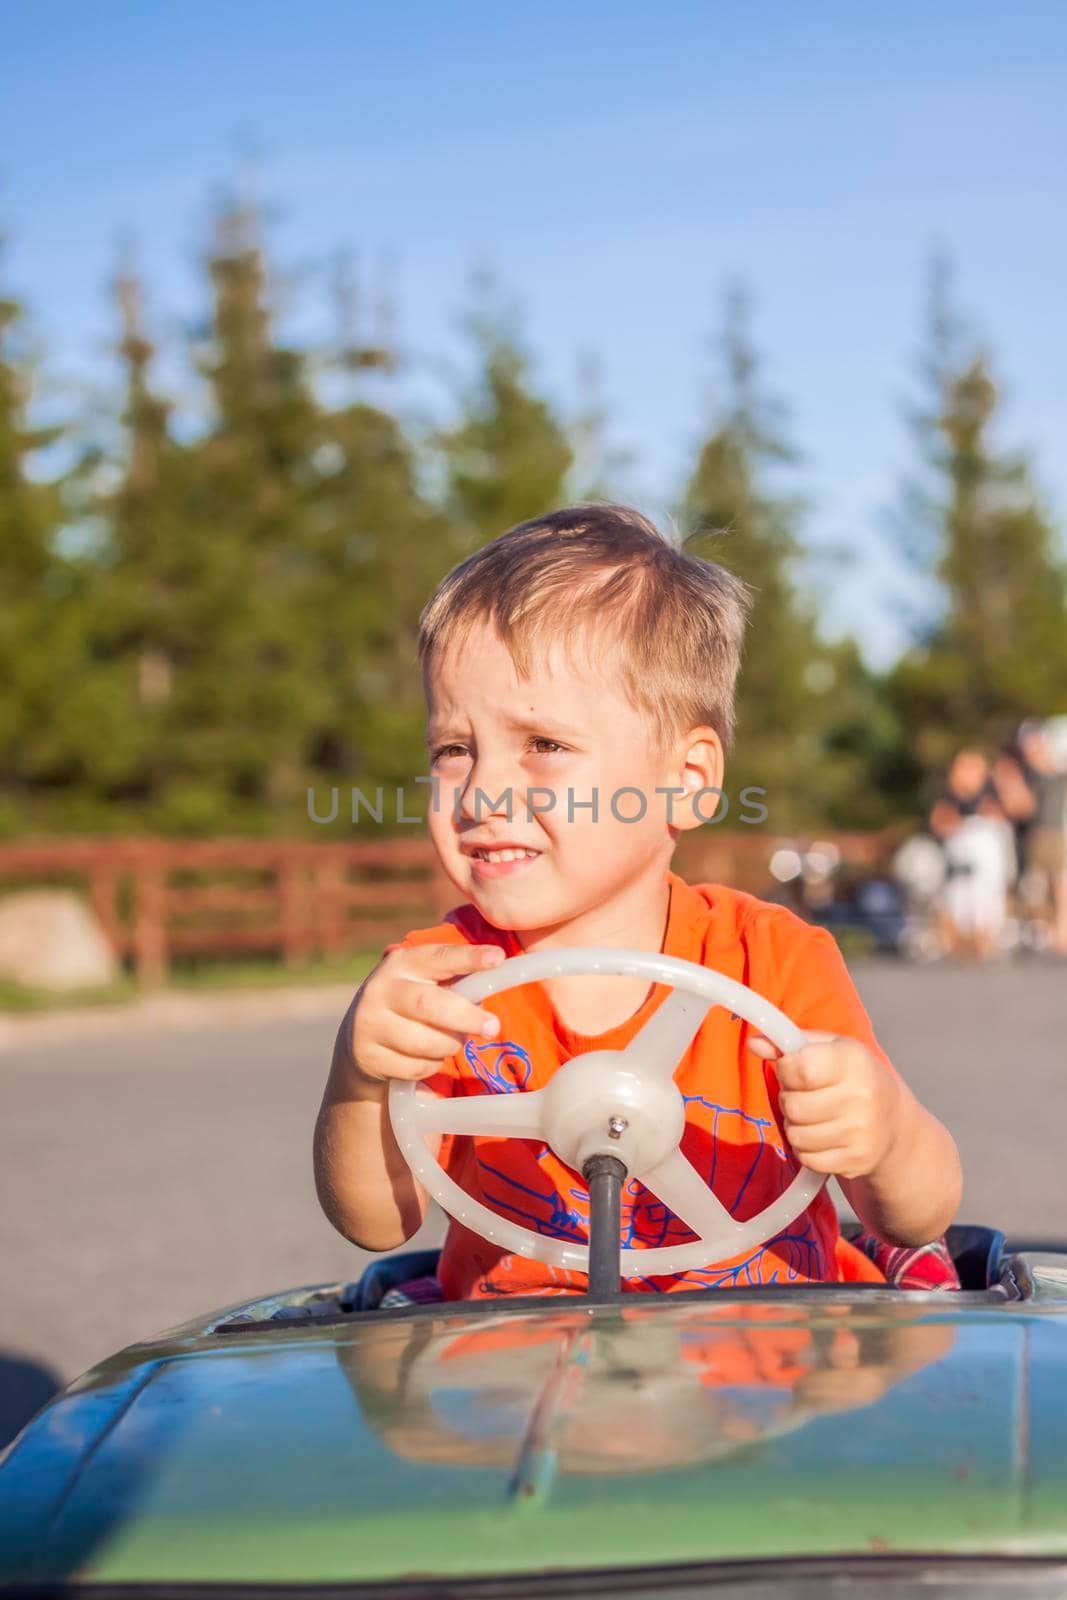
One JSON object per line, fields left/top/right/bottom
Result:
{"left": 389, "top": 947, "right": 827, "bottom": 1278}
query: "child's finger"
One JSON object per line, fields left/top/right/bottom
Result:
{"left": 748, "top": 1030, "right": 838, "bottom": 1068}
{"left": 399, "top": 942, "right": 506, "bottom": 980}
{"left": 775, "top": 1044, "right": 842, "bottom": 1092}
{"left": 778, "top": 1083, "right": 845, "bottom": 1125}
{"left": 790, "top": 1145, "right": 851, "bottom": 1176}
{"left": 392, "top": 977, "right": 499, "bottom": 1039}
{"left": 783, "top": 1117, "right": 851, "bottom": 1155}
{"left": 377, "top": 1016, "right": 489, "bottom": 1066}
{"left": 747, "top": 1028, "right": 837, "bottom": 1061}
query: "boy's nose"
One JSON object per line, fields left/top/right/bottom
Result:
{"left": 456, "top": 757, "right": 520, "bottom": 822}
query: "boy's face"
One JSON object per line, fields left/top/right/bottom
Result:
{"left": 423, "top": 621, "right": 722, "bottom": 939}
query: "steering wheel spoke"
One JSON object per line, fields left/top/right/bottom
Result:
{"left": 620, "top": 988, "right": 713, "bottom": 1081}
{"left": 635, "top": 1149, "right": 739, "bottom": 1240}
{"left": 411, "top": 1084, "right": 547, "bottom": 1141}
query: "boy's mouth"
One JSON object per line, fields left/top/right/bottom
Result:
{"left": 464, "top": 844, "right": 542, "bottom": 877}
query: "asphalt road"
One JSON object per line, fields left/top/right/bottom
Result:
{"left": 3, "top": 956, "right": 1066, "bottom": 1445}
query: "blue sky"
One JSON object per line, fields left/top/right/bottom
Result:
{"left": 4, "top": 0, "right": 1066, "bottom": 665}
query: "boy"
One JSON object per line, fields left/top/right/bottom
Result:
{"left": 315, "top": 505, "right": 962, "bottom": 1297}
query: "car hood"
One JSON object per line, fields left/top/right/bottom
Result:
{"left": 4, "top": 1289, "right": 1067, "bottom": 1586}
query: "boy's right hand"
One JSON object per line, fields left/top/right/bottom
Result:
{"left": 345, "top": 943, "right": 505, "bottom": 1094}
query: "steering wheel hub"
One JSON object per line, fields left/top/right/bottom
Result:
{"left": 540, "top": 1050, "right": 686, "bottom": 1176}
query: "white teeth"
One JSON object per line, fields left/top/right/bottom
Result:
{"left": 474, "top": 848, "right": 539, "bottom": 863}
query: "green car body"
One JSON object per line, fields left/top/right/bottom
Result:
{"left": 4, "top": 1231, "right": 1067, "bottom": 1592}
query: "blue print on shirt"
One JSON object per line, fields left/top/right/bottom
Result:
{"left": 476, "top": 1154, "right": 589, "bottom": 1242}
{"left": 460, "top": 1042, "right": 825, "bottom": 1283}
{"left": 463, "top": 1037, "right": 533, "bottom": 1092}
{"left": 681, "top": 1094, "right": 782, "bottom": 1206}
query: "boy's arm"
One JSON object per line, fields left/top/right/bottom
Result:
{"left": 751, "top": 916, "right": 962, "bottom": 1249}
{"left": 313, "top": 989, "right": 434, "bottom": 1252}
{"left": 837, "top": 1081, "right": 962, "bottom": 1248}
{"left": 314, "top": 941, "right": 504, "bottom": 1252}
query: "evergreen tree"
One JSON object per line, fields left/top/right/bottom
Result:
{"left": 438, "top": 270, "right": 573, "bottom": 550}
{"left": 890, "top": 264, "right": 1067, "bottom": 773}
{"left": 64, "top": 264, "right": 200, "bottom": 827}
{"left": 0, "top": 248, "right": 73, "bottom": 833}
{"left": 810, "top": 637, "right": 917, "bottom": 829}
{"left": 173, "top": 196, "right": 328, "bottom": 831}
{"left": 567, "top": 350, "right": 632, "bottom": 503}
{"left": 300, "top": 252, "right": 453, "bottom": 802}
{"left": 679, "top": 286, "right": 837, "bottom": 831}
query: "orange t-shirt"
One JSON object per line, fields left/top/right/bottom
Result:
{"left": 388, "top": 871, "right": 892, "bottom": 1298}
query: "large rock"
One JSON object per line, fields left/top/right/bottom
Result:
{"left": 0, "top": 890, "right": 119, "bottom": 992}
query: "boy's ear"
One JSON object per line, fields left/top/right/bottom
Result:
{"left": 672, "top": 726, "right": 726, "bottom": 834}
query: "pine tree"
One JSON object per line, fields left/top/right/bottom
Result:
{"left": 438, "top": 269, "right": 573, "bottom": 550}
{"left": 300, "top": 251, "right": 453, "bottom": 804}
{"left": 679, "top": 286, "right": 836, "bottom": 831}
{"left": 890, "top": 264, "right": 1067, "bottom": 773}
{"left": 0, "top": 247, "right": 72, "bottom": 833}
{"left": 174, "top": 196, "right": 328, "bottom": 832}
{"left": 62, "top": 263, "right": 201, "bottom": 827}
{"left": 810, "top": 637, "right": 917, "bottom": 829}
{"left": 567, "top": 351, "right": 632, "bottom": 503}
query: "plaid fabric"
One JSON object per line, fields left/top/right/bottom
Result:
{"left": 852, "top": 1230, "right": 961, "bottom": 1290}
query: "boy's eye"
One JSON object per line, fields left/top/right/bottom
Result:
{"left": 430, "top": 737, "right": 566, "bottom": 763}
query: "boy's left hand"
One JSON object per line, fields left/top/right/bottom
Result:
{"left": 748, "top": 1031, "right": 903, "bottom": 1181}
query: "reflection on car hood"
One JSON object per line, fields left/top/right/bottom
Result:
{"left": 3, "top": 1290, "right": 1067, "bottom": 1586}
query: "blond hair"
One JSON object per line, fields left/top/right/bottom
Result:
{"left": 417, "top": 504, "right": 751, "bottom": 752}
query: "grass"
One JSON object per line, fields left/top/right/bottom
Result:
{"left": 170, "top": 948, "right": 380, "bottom": 992}
{"left": 0, "top": 949, "right": 381, "bottom": 1014}
{"left": 0, "top": 973, "right": 142, "bottom": 1014}
{"left": 0, "top": 922, "right": 882, "bottom": 1016}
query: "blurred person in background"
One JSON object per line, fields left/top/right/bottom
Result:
{"left": 929, "top": 749, "right": 1015, "bottom": 960}
{"left": 991, "top": 746, "right": 1036, "bottom": 885}
{"left": 1015, "top": 721, "right": 1067, "bottom": 956}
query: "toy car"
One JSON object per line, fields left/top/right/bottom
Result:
{"left": 3, "top": 949, "right": 1067, "bottom": 1596}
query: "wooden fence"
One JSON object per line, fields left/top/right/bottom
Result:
{"left": 0, "top": 838, "right": 456, "bottom": 985}
{"left": 0, "top": 830, "right": 897, "bottom": 986}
